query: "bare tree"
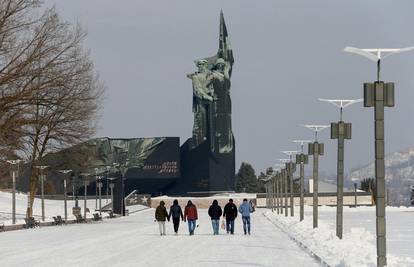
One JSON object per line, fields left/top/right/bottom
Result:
{"left": 0, "top": 0, "right": 54, "bottom": 155}
{"left": 22, "top": 20, "right": 103, "bottom": 217}
{"left": 0, "top": 1, "right": 104, "bottom": 216}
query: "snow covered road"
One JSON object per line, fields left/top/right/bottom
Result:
{"left": 0, "top": 208, "right": 320, "bottom": 267}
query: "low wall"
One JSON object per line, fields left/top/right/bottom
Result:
{"left": 151, "top": 193, "right": 372, "bottom": 209}
{"left": 256, "top": 194, "right": 373, "bottom": 207}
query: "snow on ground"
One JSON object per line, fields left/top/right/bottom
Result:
{"left": 264, "top": 206, "right": 414, "bottom": 267}
{"left": 0, "top": 208, "right": 321, "bottom": 267}
{"left": 0, "top": 191, "right": 108, "bottom": 225}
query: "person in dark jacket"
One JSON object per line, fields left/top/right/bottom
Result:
{"left": 184, "top": 200, "right": 198, "bottom": 235}
{"left": 155, "top": 201, "right": 169, "bottom": 235}
{"left": 208, "top": 200, "right": 223, "bottom": 235}
{"left": 168, "top": 199, "right": 183, "bottom": 235}
{"left": 223, "top": 198, "right": 238, "bottom": 234}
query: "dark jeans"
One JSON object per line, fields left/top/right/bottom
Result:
{"left": 242, "top": 216, "right": 251, "bottom": 234}
{"left": 226, "top": 219, "right": 235, "bottom": 234}
{"left": 172, "top": 217, "right": 180, "bottom": 233}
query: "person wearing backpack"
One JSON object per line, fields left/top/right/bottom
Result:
{"left": 184, "top": 200, "right": 198, "bottom": 235}
{"left": 155, "top": 201, "right": 169, "bottom": 236}
{"left": 239, "top": 198, "right": 254, "bottom": 235}
{"left": 208, "top": 200, "right": 223, "bottom": 235}
{"left": 168, "top": 199, "right": 184, "bottom": 235}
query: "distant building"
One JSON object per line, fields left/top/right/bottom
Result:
{"left": 308, "top": 179, "right": 355, "bottom": 193}
{"left": 303, "top": 178, "right": 372, "bottom": 206}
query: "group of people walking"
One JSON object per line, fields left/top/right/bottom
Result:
{"left": 155, "top": 198, "right": 255, "bottom": 236}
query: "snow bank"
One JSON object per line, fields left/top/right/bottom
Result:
{"left": 0, "top": 191, "right": 105, "bottom": 225}
{"left": 264, "top": 210, "right": 414, "bottom": 267}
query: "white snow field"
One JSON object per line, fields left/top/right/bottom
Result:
{"left": 2, "top": 191, "right": 412, "bottom": 267}
{"left": 0, "top": 207, "right": 321, "bottom": 267}
{"left": 265, "top": 206, "right": 414, "bottom": 267}
{"left": 0, "top": 191, "right": 106, "bottom": 224}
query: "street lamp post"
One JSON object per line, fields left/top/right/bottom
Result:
{"left": 273, "top": 164, "right": 284, "bottom": 215}
{"left": 72, "top": 175, "right": 80, "bottom": 208}
{"left": 34, "top": 165, "right": 49, "bottom": 222}
{"left": 292, "top": 140, "right": 311, "bottom": 221}
{"left": 94, "top": 168, "right": 99, "bottom": 210}
{"left": 58, "top": 169, "right": 72, "bottom": 222}
{"left": 303, "top": 125, "right": 329, "bottom": 228}
{"left": 265, "top": 171, "right": 273, "bottom": 211}
{"left": 283, "top": 168, "right": 288, "bottom": 216}
{"left": 268, "top": 171, "right": 275, "bottom": 212}
{"left": 108, "top": 177, "right": 116, "bottom": 211}
{"left": 80, "top": 173, "right": 90, "bottom": 220}
{"left": 261, "top": 176, "right": 273, "bottom": 209}
{"left": 279, "top": 159, "right": 293, "bottom": 217}
{"left": 106, "top": 166, "right": 111, "bottom": 203}
{"left": 262, "top": 169, "right": 274, "bottom": 211}
{"left": 275, "top": 173, "right": 279, "bottom": 214}
{"left": 345, "top": 46, "right": 414, "bottom": 267}
{"left": 115, "top": 158, "right": 129, "bottom": 216}
{"left": 272, "top": 175, "right": 276, "bottom": 212}
{"left": 278, "top": 167, "right": 288, "bottom": 216}
{"left": 263, "top": 176, "right": 270, "bottom": 209}
{"left": 98, "top": 176, "right": 102, "bottom": 215}
{"left": 281, "top": 152, "right": 299, "bottom": 217}
{"left": 6, "top": 160, "right": 22, "bottom": 224}
{"left": 279, "top": 159, "right": 290, "bottom": 217}
{"left": 278, "top": 171, "right": 283, "bottom": 214}
{"left": 319, "top": 98, "right": 362, "bottom": 239}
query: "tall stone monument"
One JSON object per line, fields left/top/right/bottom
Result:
{"left": 180, "top": 11, "right": 236, "bottom": 193}
{"left": 31, "top": 12, "right": 236, "bottom": 199}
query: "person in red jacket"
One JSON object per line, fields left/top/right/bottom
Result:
{"left": 184, "top": 200, "right": 198, "bottom": 235}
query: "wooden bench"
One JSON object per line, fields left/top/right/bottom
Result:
{"left": 53, "top": 216, "right": 64, "bottom": 225}
{"left": 93, "top": 213, "right": 102, "bottom": 221}
{"left": 0, "top": 223, "right": 4, "bottom": 232}
{"left": 75, "top": 214, "right": 85, "bottom": 223}
{"left": 24, "top": 217, "right": 40, "bottom": 228}
{"left": 57, "top": 215, "right": 65, "bottom": 224}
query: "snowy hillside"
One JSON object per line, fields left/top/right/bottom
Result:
{"left": 348, "top": 146, "right": 414, "bottom": 205}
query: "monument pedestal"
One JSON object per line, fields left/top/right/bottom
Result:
{"left": 176, "top": 138, "right": 235, "bottom": 195}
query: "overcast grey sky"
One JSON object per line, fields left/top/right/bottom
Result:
{"left": 45, "top": 0, "right": 414, "bottom": 176}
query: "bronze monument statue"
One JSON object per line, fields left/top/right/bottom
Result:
{"left": 187, "top": 11, "right": 235, "bottom": 154}
{"left": 24, "top": 12, "right": 236, "bottom": 202}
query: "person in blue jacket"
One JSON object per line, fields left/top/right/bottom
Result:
{"left": 238, "top": 198, "right": 254, "bottom": 235}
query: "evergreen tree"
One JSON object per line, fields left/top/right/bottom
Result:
{"left": 257, "top": 171, "right": 267, "bottom": 193}
{"left": 235, "top": 162, "right": 258, "bottom": 192}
